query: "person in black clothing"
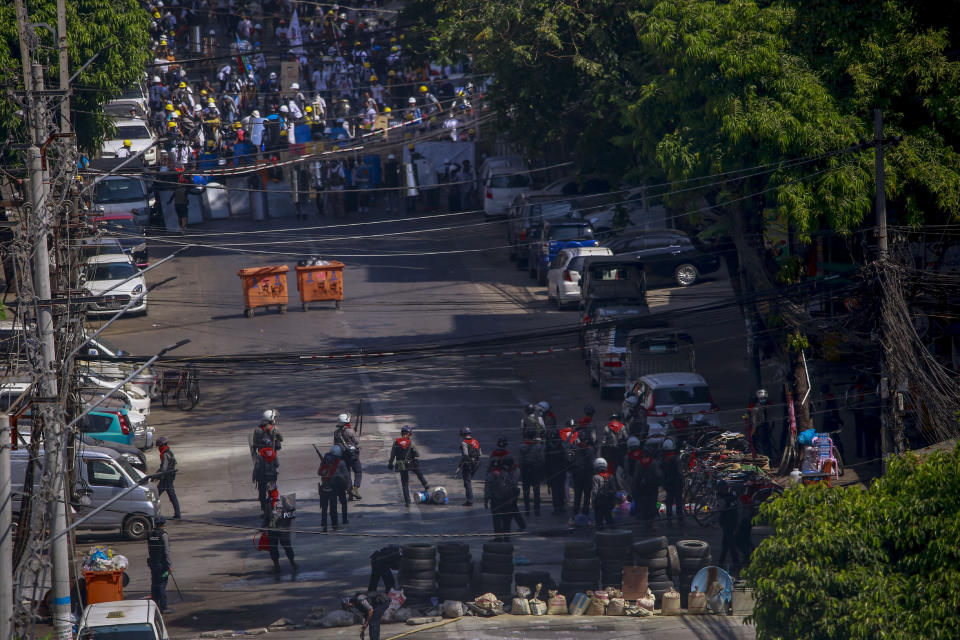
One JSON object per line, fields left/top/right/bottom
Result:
{"left": 660, "top": 438, "right": 684, "bottom": 524}
{"left": 344, "top": 592, "right": 390, "bottom": 640}
{"left": 570, "top": 432, "right": 596, "bottom": 519}
{"left": 382, "top": 153, "right": 401, "bottom": 213}
{"left": 590, "top": 457, "right": 618, "bottom": 530}
{"left": 262, "top": 487, "right": 297, "bottom": 573}
{"left": 484, "top": 456, "right": 517, "bottom": 541}
{"left": 517, "top": 429, "right": 544, "bottom": 517}
{"left": 147, "top": 516, "right": 173, "bottom": 613}
{"left": 716, "top": 481, "right": 741, "bottom": 569}
{"left": 368, "top": 544, "right": 401, "bottom": 592}
{"left": 317, "top": 445, "right": 351, "bottom": 532}
{"left": 251, "top": 409, "right": 283, "bottom": 457}
{"left": 252, "top": 447, "right": 279, "bottom": 515}
{"left": 543, "top": 428, "right": 569, "bottom": 516}
{"left": 154, "top": 436, "right": 181, "bottom": 519}
{"left": 387, "top": 426, "right": 429, "bottom": 505}
{"left": 457, "top": 427, "right": 482, "bottom": 506}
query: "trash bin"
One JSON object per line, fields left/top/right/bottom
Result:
{"left": 238, "top": 265, "right": 289, "bottom": 317}
{"left": 83, "top": 570, "right": 124, "bottom": 605}
{"left": 295, "top": 261, "right": 344, "bottom": 311}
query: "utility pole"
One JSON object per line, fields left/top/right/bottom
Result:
{"left": 874, "top": 109, "right": 888, "bottom": 261}
{"left": 1, "top": 416, "right": 12, "bottom": 640}
{"left": 16, "top": 0, "right": 74, "bottom": 636}
{"left": 57, "top": 0, "right": 70, "bottom": 132}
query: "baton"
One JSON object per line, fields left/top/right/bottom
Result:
{"left": 357, "top": 400, "right": 364, "bottom": 437}
{"left": 169, "top": 570, "right": 185, "bottom": 602}
{"left": 312, "top": 443, "right": 323, "bottom": 458}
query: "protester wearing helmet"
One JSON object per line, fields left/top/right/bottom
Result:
{"left": 521, "top": 403, "right": 542, "bottom": 440}
{"left": 387, "top": 426, "right": 429, "bottom": 506}
{"left": 333, "top": 412, "right": 363, "bottom": 500}
{"left": 458, "top": 427, "right": 482, "bottom": 506}
{"left": 252, "top": 445, "right": 279, "bottom": 516}
{"left": 251, "top": 409, "right": 282, "bottom": 458}
{"left": 116, "top": 139, "right": 133, "bottom": 158}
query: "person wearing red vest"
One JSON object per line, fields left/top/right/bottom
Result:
{"left": 388, "top": 426, "right": 429, "bottom": 506}
{"left": 626, "top": 441, "right": 662, "bottom": 530}
{"left": 487, "top": 437, "right": 510, "bottom": 472}
{"left": 577, "top": 404, "right": 595, "bottom": 428}
{"left": 591, "top": 457, "right": 619, "bottom": 530}
{"left": 558, "top": 418, "right": 576, "bottom": 443}
{"left": 458, "top": 427, "right": 482, "bottom": 506}
{"left": 598, "top": 414, "right": 627, "bottom": 472}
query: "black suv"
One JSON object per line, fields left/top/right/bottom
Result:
{"left": 604, "top": 229, "right": 720, "bottom": 287}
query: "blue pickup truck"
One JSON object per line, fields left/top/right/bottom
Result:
{"left": 528, "top": 220, "right": 598, "bottom": 285}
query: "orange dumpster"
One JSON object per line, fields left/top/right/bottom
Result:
{"left": 238, "top": 265, "right": 289, "bottom": 317}
{"left": 83, "top": 570, "right": 124, "bottom": 604}
{"left": 295, "top": 261, "right": 344, "bottom": 311}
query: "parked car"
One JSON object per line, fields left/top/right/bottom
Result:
{"left": 80, "top": 407, "right": 152, "bottom": 450}
{"left": 528, "top": 220, "right": 598, "bottom": 285}
{"left": 93, "top": 175, "right": 154, "bottom": 227}
{"left": 546, "top": 246, "right": 613, "bottom": 309}
{"left": 75, "top": 237, "right": 129, "bottom": 263}
{"left": 100, "top": 118, "right": 158, "bottom": 165}
{"left": 76, "top": 332, "right": 157, "bottom": 399}
{"left": 82, "top": 254, "right": 148, "bottom": 316}
{"left": 78, "top": 600, "right": 169, "bottom": 640}
{"left": 624, "top": 329, "right": 696, "bottom": 391}
{"left": 90, "top": 211, "right": 148, "bottom": 266}
{"left": 483, "top": 168, "right": 532, "bottom": 219}
{"left": 479, "top": 155, "right": 526, "bottom": 182}
{"left": 586, "top": 323, "right": 631, "bottom": 399}
{"left": 632, "top": 371, "right": 721, "bottom": 427}
{"left": 579, "top": 297, "right": 652, "bottom": 361}
{"left": 81, "top": 371, "right": 151, "bottom": 416}
{"left": 580, "top": 255, "right": 648, "bottom": 308}
{"left": 506, "top": 193, "right": 582, "bottom": 266}
{"left": 604, "top": 229, "right": 720, "bottom": 287}
{"left": 12, "top": 444, "right": 159, "bottom": 540}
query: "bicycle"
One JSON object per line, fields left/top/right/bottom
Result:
{"left": 159, "top": 366, "right": 200, "bottom": 411}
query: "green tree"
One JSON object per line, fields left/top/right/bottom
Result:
{"left": 0, "top": 0, "right": 151, "bottom": 155}
{"left": 746, "top": 444, "right": 960, "bottom": 639}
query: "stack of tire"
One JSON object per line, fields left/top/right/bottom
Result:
{"left": 595, "top": 529, "right": 633, "bottom": 588}
{"left": 675, "top": 539, "right": 712, "bottom": 604}
{"left": 631, "top": 536, "right": 674, "bottom": 607}
{"left": 558, "top": 540, "right": 599, "bottom": 600}
{"left": 475, "top": 541, "right": 514, "bottom": 602}
{"left": 399, "top": 543, "right": 436, "bottom": 603}
{"left": 436, "top": 542, "right": 473, "bottom": 603}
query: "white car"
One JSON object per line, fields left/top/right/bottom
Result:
{"left": 78, "top": 600, "right": 169, "bottom": 640}
{"left": 483, "top": 165, "right": 531, "bottom": 219}
{"left": 546, "top": 246, "right": 613, "bottom": 309}
{"left": 83, "top": 254, "right": 147, "bottom": 316}
{"left": 93, "top": 175, "right": 154, "bottom": 226}
{"left": 82, "top": 372, "right": 151, "bottom": 417}
{"left": 100, "top": 118, "right": 157, "bottom": 165}
{"left": 631, "top": 372, "right": 720, "bottom": 427}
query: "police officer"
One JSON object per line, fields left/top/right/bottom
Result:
{"left": 660, "top": 438, "right": 684, "bottom": 523}
{"left": 317, "top": 445, "right": 350, "bottom": 532}
{"left": 569, "top": 432, "right": 596, "bottom": 521}
{"left": 262, "top": 484, "right": 297, "bottom": 573}
{"left": 344, "top": 592, "right": 390, "bottom": 640}
{"left": 388, "top": 426, "right": 429, "bottom": 506}
{"left": 147, "top": 516, "right": 173, "bottom": 613}
{"left": 333, "top": 413, "right": 363, "bottom": 500}
{"left": 521, "top": 403, "right": 541, "bottom": 438}
{"left": 251, "top": 409, "right": 283, "bottom": 458}
{"left": 597, "top": 414, "right": 627, "bottom": 473}
{"left": 543, "top": 427, "right": 569, "bottom": 516}
{"left": 487, "top": 437, "right": 510, "bottom": 472}
{"left": 484, "top": 456, "right": 517, "bottom": 541}
{"left": 457, "top": 427, "right": 482, "bottom": 506}
{"left": 155, "top": 436, "right": 181, "bottom": 519}
{"left": 590, "top": 457, "right": 619, "bottom": 530}
{"left": 517, "top": 428, "right": 545, "bottom": 517}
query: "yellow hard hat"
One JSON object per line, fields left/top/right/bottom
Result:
{"left": 389, "top": 37, "right": 397, "bottom": 43}
{"left": 154, "top": 11, "right": 161, "bottom": 18}
{"left": 167, "top": 121, "right": 177, "bottom": 128}
{"left": 384, "top": 107, "right": 391, "bottom": 113}
{"left": 123, "top": 139, "right": 131, "bottom": 147}
{"left": 369, "top": 75, "right": 377, "bottom": 82}
{"left": 165, "top": 103, "right": 174, "bottom": 111}
{"left": 232, "top": 121, "right": 242, "bottom": 129}
{"left": 280, "top": 129, "right": 288, "bottom": 136}
{"left": 160, "top": 38, "right": 167, "bottom": 45}
{"left": 178, "top": 81, "right": 186, "bottom": 88}
{"left": 390, "top": 45, "right": 398, "bottom": 52}
{"left": 200, "top": 89, "right": 207, "bottom": 95}
{"left": 407, "top": 143, "right": 414, "bottom": 150}
{"left": 207, "top": 139, "right": 215, "bottom": 148}
{"left": 387, "top": 70, "right": 396, "bottom": 77}
{"left": 208, "top": 97, "right": 215, "bottom": 104}
{"left": 419, "top": 85, "right": 427, "bottom": 93}
{"left": 363, "top": 61, "right": 370, "bottom": 69}
{"left": 305, "top": 105, "right": 312, "bottom": 112}
{"left": 173, "top": 110, "right": 181, "bottom": 117}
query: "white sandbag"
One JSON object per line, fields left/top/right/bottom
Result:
{"left": 442, "top": 600, "right": 464, "bottom": 619}
{"left": 319, "top": 610, "right": 355, "bottom": 628}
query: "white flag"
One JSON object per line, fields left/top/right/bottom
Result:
{"left": 288, "top": 8, "right": 304, "bottom": 54}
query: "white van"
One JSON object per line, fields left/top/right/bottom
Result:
{"left": 12, "top": 445, "right": 160, "bottom": 540}
{"left": 78, "top": 600, "right": 169, "bottom": 640}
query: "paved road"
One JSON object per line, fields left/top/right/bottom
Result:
{"left": 82, "top": 203, "right": 755, "bottom": 637}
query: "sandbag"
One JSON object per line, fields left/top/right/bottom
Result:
{"left": 319, "top": 610, "right": 355, "bottom": 628}
{"left": 586, "top": 597, "right": 606, "bottom": 616}
{"left": 383, "top": 607, "right": 414, "bottom": 623}
{"left": 569, "top": 593, "right": 591, "bottom": 616}
{"left": 530, "top": 599, "right": 546, "bottom": 616}
{"left": 442, "top": 600, "right": 464, "bottom": 619}
{"left": 511, "top": 597, "right": 530, "bottom": 615}
{"left": 636, "top": 588, "right": 655, "bottom": 613}
{"left": 473, "top": 593, "right": 503, "bottom": 611}
{"left": 606, "top": 598, "right": 626, "bottom": 616}
{"left": 662, "top": 588, "right": 682, "bottom": 615}
{"left": 547, "top": 591, "right": 568, "bottom": 615}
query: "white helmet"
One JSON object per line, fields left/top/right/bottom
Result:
{"left": 262, "top": 409, "right": 277, "bottom": 423}
{"left": 537, "top": 401, "right": 550, "bottom": 413}
{"left": 662, "top": 438, "right": 676, "bottom": 451}
{"left": 593, "top": 457, "right": 608, "bottom": 471}
{"left": 279, "top": 104, "right": 289, "bottom": 113}
{"left": 337, "top": 413, "right": 351, "bottom": 425}
{"left": 152, "top": 75, "right": 161, "bottom": 83}
{"left": 430, "top": 486, "right": 447, "bottom": 504}
{"left": 290, "top": 82, "right": 300, "bottom": 90}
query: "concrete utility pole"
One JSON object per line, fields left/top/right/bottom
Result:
{"left": 874, "top": 109, "right": 888, "bottom": 261}
{"left": 1, "top": 416, "right": 12, "bottom": 640}
{"left": 16, "top": 0, "right": 75, "bottom": 636}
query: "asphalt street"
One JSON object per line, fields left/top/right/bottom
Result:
{"left": 81, "top": 200, "right": 757, "bottom": 638}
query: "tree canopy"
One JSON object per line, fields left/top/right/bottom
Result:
{"left": 746, "top": 444, "right": 960, "bottom": 639}
{"left": 416, "top": 0, "right": 960, "bottom": 235}
{"left": 0, "top": 0, "right": 151, "bottom": 155}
